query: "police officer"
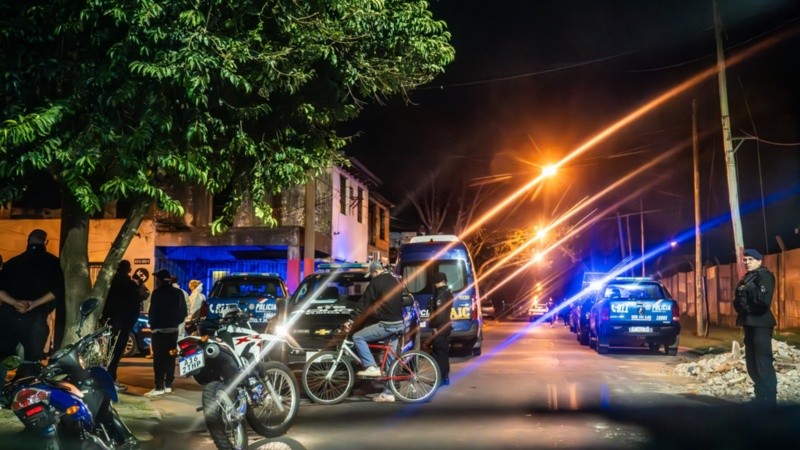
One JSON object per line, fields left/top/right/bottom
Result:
{"left": 733, "top": 248, "right": 777, "bottom": 405}
{"left": 428, "top": 272, "right": 453, "bottom": 385}
{"left": 0, "top": 229, "right": 65, "bottom": 380}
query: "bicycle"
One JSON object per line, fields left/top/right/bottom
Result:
{"left": 301, "top": 330, "right": 440, "bottom": 404}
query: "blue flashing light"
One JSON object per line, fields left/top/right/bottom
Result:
{"left": 317, "top": 263, "right": 370, "bottom": 272}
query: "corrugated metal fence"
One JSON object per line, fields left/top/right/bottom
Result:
{"left": 660, "top": 247, "right": 800, "bottom": 330}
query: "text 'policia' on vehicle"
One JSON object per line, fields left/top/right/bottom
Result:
{"left": 201, "top": 273, "right": 290, "bottom": 332}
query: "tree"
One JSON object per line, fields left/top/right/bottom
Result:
{"left": 0, "top": 0, "right": 454, "bottom": 342}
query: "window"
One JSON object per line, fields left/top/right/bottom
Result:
{"left": 401, "top": 260, "right": 467, "bottom": 294}
{"left": 339, "top": 174, "right": 347, "bottom": 215}
{"left": 357, "top": 188, "right": 363, "bottom": 223}
{"left": 379, "top": 207, "right": 386, "bottom": 240}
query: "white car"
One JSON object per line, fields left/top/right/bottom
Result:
{"left": 528, "top": 302, "right": 549, "bottom": 322}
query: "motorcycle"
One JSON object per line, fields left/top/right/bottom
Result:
{"left": 177, "top": 305, "right": 299, "bottom": 450}
{"left": 1, "top": 298, "right": 138, "bottom": 450}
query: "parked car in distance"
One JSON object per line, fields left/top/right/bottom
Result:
{"left": 202, "top": 273, "right": 289, "bottom": 332}
{"left": 123, "top": 313, "right": 151, "bottom": 357}
{"left": 573, "top": 295, "right": 596, "bottom": 346}
{"left": 527, "top": 300, "right": 548, "bottom": 322}
{"left": 588, "top": 277, "right": 680, "bottom": 355}
{"left": 481, "top": 297, "right": 496, "bottom": 320}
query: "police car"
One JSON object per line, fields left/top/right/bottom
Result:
{"left": 202, "top": 273, "right": 289, "bottom": 332}
{"left": 268, "top": 263, "right": 420, "bottom": 366}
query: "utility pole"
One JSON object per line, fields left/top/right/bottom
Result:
{"left": 693, "top": 99, "right": 706, "bottom": 336}
{"left": 713, "top": 0, "right": 745, "bottom": 277}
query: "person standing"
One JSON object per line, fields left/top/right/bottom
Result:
{"left": 343, "top": 261, "right": 411, "bottom": 403}
{"left": 546, "top": 297, "right": 556, "bottom": 327}
{"left": 428, "top": 272, "right": 453, "bottom": 386}
{"left": 101, "top": 260, "right": 149, "bottom": 391}
{"left": 733, "top": 248, "right": 777, "bottom": 405}
{"left": 183, "top": 279, "right": 206, "bottom": 336}
{"left": 0, "top": 229, "right": 65, "bottom": 380}
{"left": 145, "top": 269, "right": 187, "bottom": 397}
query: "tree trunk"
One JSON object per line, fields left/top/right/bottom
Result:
{"left": 59, "top": 194, "right": 151, "bottom": 345}
{"left": 59, "top": 192, "right": 93, "bottom": 345}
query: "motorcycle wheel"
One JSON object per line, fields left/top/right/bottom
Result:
{"left": 245, "top": 361, "right": 299, "bottom": 438}
{"left": 202, "top": 381, "right": 248, "bottom": 450}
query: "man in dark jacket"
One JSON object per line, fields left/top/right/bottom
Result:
{"left": 733, "top": 248, "right": 777, "bottom": 405}
{"left": 101, "top": 260, "right": 150, "bottom": 391}
{"left": 428, "top": 272, "right": 453, "bottom": 385}
{"left": 0, "top": 229, "right": 65, "bottom": 380}
{"left": 343, "top": 261, "right": 410, "bottom": 402}
{"left": 145, "top": 269, "right": 187, "bottom": 397}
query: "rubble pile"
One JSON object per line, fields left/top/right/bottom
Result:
{"left": 671, "top": 340, "right": 800, "bottom": 402}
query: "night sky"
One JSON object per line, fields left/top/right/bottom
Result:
{"left": 342, "top": 0, "right": 800, "bottom": 269}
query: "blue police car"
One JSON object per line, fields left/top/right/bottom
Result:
{"left": 202, "top": 273, "right": 289, "bottom": 332}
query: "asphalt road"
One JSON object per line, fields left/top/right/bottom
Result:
{"left": 6, "top": 320, "right": 800, "bottom": 449}
{"left": 118, "top": 319, "right": 737, "bottom": 449}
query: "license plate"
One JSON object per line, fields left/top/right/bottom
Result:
{"left": 420, "top": 321, "right": 427, "bottom": 328}
{"left": 629, "top": 326, "right": 652, "bottom": 333}
{"left": 179, "top": 352, "right": 205, "bottom": 375}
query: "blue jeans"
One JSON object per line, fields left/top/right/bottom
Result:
{"left": 352, "top": 321, "right": 405, "bottom": 369}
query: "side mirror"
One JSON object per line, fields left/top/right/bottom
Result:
{"left": 2, "top": 355, "right": 21, "bottom": 370}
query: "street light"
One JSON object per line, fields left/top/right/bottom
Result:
{"left": 542, "top": 164, "right": 558, "bottom": 177}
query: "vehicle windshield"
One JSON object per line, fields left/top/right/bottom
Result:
{"left": 401, "top": 260, "right": 467, "bottom": 294}
{"left": 290, "top": 274, "right": 370, "bottom": 305}
{"left": 211, "top": 278, "right": 284, "bottom": 298}
{"left": 603, "top": 283, "right": 669, "bottom": 300}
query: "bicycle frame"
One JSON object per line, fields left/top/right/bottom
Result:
{"left": 321, "top": 337, "right": 417, "bottom": 383}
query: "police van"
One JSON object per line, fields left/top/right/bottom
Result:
{"left": 396, "top": 235, "right": 483, "bottom": 356}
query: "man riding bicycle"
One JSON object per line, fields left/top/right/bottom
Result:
{"left": 342, "top": 261, "right": 411, "bottom": 402}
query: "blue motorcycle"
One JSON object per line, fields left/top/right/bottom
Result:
{"left": 1, "top": 298, "right": 138, "bottom": 449}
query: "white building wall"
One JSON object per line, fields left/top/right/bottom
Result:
{"left": 330, "top": 167, "right": 369, "bottom": 263}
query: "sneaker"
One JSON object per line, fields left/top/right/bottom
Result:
{"left": 356, "top": 366, "right": 381, "bottom": 378}
{"left": 144, "top": 389, "right": 165, "bottom": 398}
{"left": 441, "top": 378, "right": 450, "bottom": 386}
{"left": 373, "top": 392, "right": 395, "bottom": 403}
{"left": 145, "top": 354, "right": 154, "bottom": 359}
{"left": 114, "top": 382, "right": 128, "bottom": 392}
{"left": 164, "top": 387, "right": 173, "bottom": 394}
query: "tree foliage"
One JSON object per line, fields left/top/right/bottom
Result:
{"left": 0, "top": 0, "right": 454, "bottom": 340}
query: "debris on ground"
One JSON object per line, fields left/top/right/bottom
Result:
{"left": 670, "top": 340, "right": 800, "bottom": 402}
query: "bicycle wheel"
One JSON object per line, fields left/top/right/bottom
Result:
{"left": 388, "top": 350, "right": 440, "bottom": 403}
{"left": 302, "top": 351, "right": 354, "bottom": 405}
{"left": 246, "top": 361, "right": 300, "bottom": 438}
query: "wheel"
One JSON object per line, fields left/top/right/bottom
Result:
{"left": 666, "top": 337, "right": 679, "bottom": 356}
{"left": 123, "top": 332, "right": 137, "bottom": 357}
{"left": 202, "top": 381, "right": 247, "bottom": 450}
{"left": 588, "top": 332, "right": 597, "bottom": 349}
{"left": 578, "top": 329, "right": 589, "bottom": 346}
{"left": 301, "top": 351, "right": 354, "bottom": 405}
{"left": 388, "top": 350, "right": 440, "bottom": 403}
{"left": 246, "top": 361, "right": 299, "bottom": 438}
{"left": 596, "top": 343, "right": 609, "bottom": 355}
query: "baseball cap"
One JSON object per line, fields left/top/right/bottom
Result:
{"left": 365, "top": 261, "right": 383, "bottom": 277}
{"left": 743, "top": 248, "right": 763, "bottom": 260}
{"left": 154, "top": 268, "right": 172, "bottom": 280}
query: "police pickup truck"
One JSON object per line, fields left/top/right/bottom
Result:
{"left": 268, "top": 263, "right": 419, "bottom": 366}
{"left": 588, "top": 277, "right": 680, "bottom": 355}
{"left": 203, "top": 273, "right": 289, "bottom": 332}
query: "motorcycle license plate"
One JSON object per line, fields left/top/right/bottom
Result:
{"left": 179, "top": 352, "right": 205, "bottom": 375}
{"left": 629, "top": 326, "right": 652, "bottom": 333}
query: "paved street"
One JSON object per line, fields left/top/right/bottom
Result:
{"left": 4, "top": 321, "right": 800, "bottom": 449}
{"left": 115, "top": 320, "right": 718, "bottom": 449}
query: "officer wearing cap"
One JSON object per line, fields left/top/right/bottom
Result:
{"left": 733, "top": 248, "right": 777, "bottom": 405}
{"left": 145, "top": 268, "right": 187, "bottom": 397}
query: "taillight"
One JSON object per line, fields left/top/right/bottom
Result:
{"left": 471, "top": 295, "right": 479, "bottom": 321}
{"left": 178, "top": 339, "right": 199, "bottom": 356}
{"left": 25, "top": 405, "right": 44, "bottom": 417}
{"left": 672, "top": 303, "right": 680, "bottom": 322}
{"left": 12, "top": 388, "right": 50, "bottom": 411}
{"left": 600, "top": 304, "right": 610, "bottom": 321}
